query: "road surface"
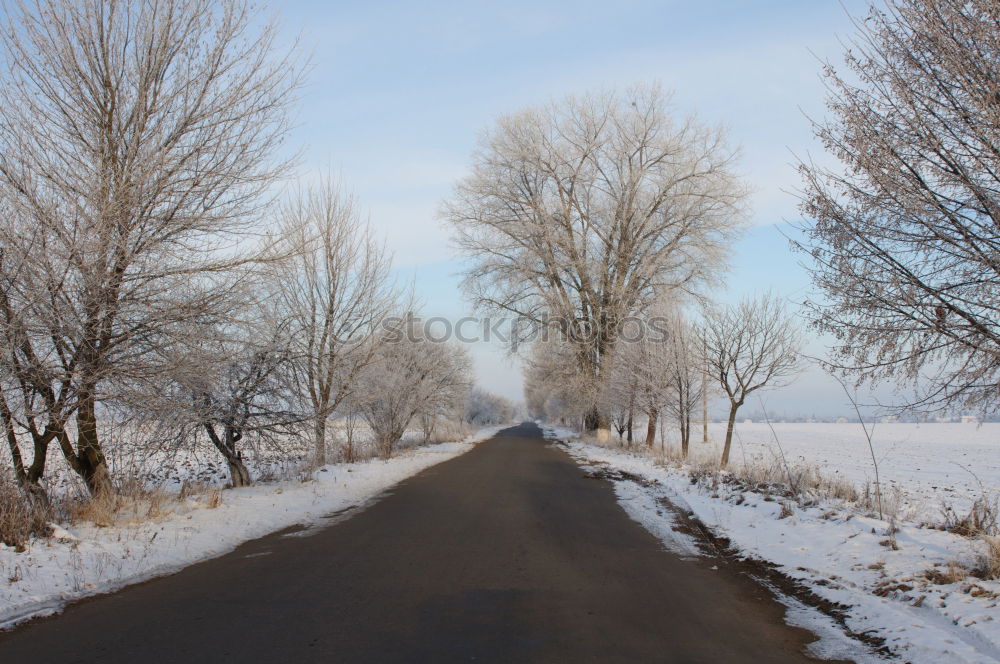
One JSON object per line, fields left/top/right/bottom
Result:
{"left": 0, "top": 423, "right": 838, "bottom": 663}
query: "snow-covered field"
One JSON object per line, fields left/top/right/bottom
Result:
{"left": 22, "top": 421, "right": 470, "bottom": 498}
{"left": 547, "top": 423, "right": 1000, "bottom": 664}
{"left": 705, "top": 422, "right": 1000, "bottom": 521}
{"left": 0, "top": 426, "right": 502, "bottom": 629}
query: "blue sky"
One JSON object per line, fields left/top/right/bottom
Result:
{"left": 274, "top": 0, "right": 883, "bottom": 416}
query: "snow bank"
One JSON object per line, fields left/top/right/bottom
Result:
{"left": 0, "top": 428, "right": 499, "bottom": 629}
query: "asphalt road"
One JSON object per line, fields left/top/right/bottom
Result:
{"left": 0, "top": 423, "right": 835, "bottom": 663}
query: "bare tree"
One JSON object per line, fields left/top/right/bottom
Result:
{"left": 444, "top": 84, "right": 748, "bottom": 436}
{"left": 609, "top": 332, "right": 665, "bottom": 447}
{"left": 702, "top": 294, "right": 802, "bottom": 467}
{"left": 464, "top": 387, "right": 514, "bottom": 428}
{"left": 605, "top": 306, "right": 701, "bottom": 452}
{"left": 795, "top": 0, "right": 1000, "bottom": 413}
{"left": 603, "top": 331, "right": 641, "bottom": 444}
{"left": 167, "top": 317, "right": 301, "bottom": 488}
{"left": 658, "top": 309, "right": 704, "bottom": 458}
{"left": 270, "top": 177, "right": 396, "bottom": 467}
{"left": 354, "top": 321, "right": 472, "bottom": 458}
{"left": 522, "top": 337, "right": 599, "bottom": 429}
{"left": 338, "top": 408, "right": 361, "bottom": 463}
{"left": 0, "top": 0, "right": 302, "bottom": 495}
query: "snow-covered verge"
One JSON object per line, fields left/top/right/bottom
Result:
{"left": 0, "top": 427, "right": 503, "bottom": 630}
{"left": 554, "top": 432, "right": 1000, "bottom": 664}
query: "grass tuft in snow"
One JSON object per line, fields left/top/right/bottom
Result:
{"left": 976, "top": 536, "right": 1000, "bottom": 580}
{"left": 942, "top": 493, "right": 999, "bottom": 539}
{"left": 0, "top": 476, "right": 51, "bottom": 550}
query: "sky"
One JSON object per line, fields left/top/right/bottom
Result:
{"left": 272, "top": 0, "right": 886, "bottom": 417}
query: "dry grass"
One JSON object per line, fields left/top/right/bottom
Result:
{"left": 67, "top": 490, "right": 125, "bottom": 527}
{"left": 942, "top": 494, "right": 998, "bottom": 538}
{"left": 975, "top": 536, "right": 1000, "bottom": 580}
{"left": 924, "top": 560, "right": 970, "bottom": 585}
{"left": 686, "top": 454, "right": 865, "bottom": 510}
{"left": 424, "top": 420, "right": 471, "bottom": 445}
{"left": 590, "top": 436, "right": 912, "bottom": 524}
{"left": 68, "top": 475, "right": 227, "bottom": 527}
{"left": 177, "top": 480, "right": 222, "bottom": 508}
{"left": 0, "top": 475, "right": 53, "bottom": 550}
{"left": 203, "top": 487, "right": 222, "bottom": 509}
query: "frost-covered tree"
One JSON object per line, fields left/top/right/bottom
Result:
{"left": 354, "top": 322, "right": 472, "bottom": 458}
{"left": 603, "top": 303, "right": 701, "bottom": 452}
{"left": 0, "top": 0, "right": 301, "bottom": 496}
{"left": 464, "top": 388, "right": 514, "bottom": 427}
{"left": 522, "top": 338, "right": 598, "bottom": 428}
{"left": 604, "top": 351, "right": 639, "bottom": 443}
{"left": 607, "top": 332, "right": 666, "bottom": 447}
{"left": 662, "top": 311, "right": 704, "bottom": 457}
{"left": 170, "top": 319, "right": 301, "bottom": 488}
{"left": 796, "top": 0, "right": 1000, "bottom": 413}
{"left": 270, "top": 177, "right": 396, "bottom": 467}
{"left": 444, "top": 84, "right": 748, "bottom": 436}
{"left": 702, "top": 294, "right": 802, "bottom": 467}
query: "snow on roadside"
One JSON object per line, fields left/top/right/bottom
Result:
{"left": 541, "top": 424, "right": 579, "bottom": 440}
{"left": 0, "top": 428, "right": 500, "bottom": 629}
{"left": 557, "top": 438, "right": 1000, "bottom": 664}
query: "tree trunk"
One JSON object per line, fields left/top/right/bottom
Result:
{"left": 225, "top": 453, "right": 251, "bottom": 488}
{"left": 645, "top": 407, "right": 658, "bottom": 447}
{"left": 626, "top": 403, "right": 633, "bottom": 444}
{"left": 205, "top": 423, "right": 252, "bottom": 488}
{"left": 421, "top": 416, "right": 436, "bottom": 443}
{"left": 341, "top": 413, "right": 356, "bottom": 463}
{"left": 681, "top": 410, "right": 690, "bottom": 458}
{"left": 702, "top": 391, "right": 709, "bottom": 444}
{"left": 379, "top": 435, "right": 395, "bottom": 460}
{"left": 313, "top": 416, "right": 327, "bottom": 467}
{"left": 75, "top": 391, "right": 113, "bottom": 496}
{"left": 7, "top": 422, "right": 51, "bottom": 509}
{"left": 721, "top": 402, "right": 740, "bottom": 467}
{"left": 702, "top": 338, "right": 709, "bottom": 444}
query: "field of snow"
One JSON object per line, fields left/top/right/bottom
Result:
{"left": 0, "top": 426, "right": 502, "bottom": 629}
{"left": 549, "top": 423, "right": 1000, "bottom": 664}
{"left": 17, "top": 420, "right": 467, "bottom": 499}
{"left": 656, "top": 422, "right": 1000, "bottom": 522}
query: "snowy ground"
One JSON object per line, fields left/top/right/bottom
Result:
{"left": 546, "top": 423, "right": 1000, "bottom": 664}
{"left": 24, "top": 421, "right": 468, "bottom": 499}
{"left": 705, "top": 422, "right": 1000, "bottom": 521}
{"left": 0, "top": 426, "right": 503, "bottom": 629}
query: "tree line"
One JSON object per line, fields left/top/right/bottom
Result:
{"left": 0, "top": 0, "right": 496, "bottom": 507}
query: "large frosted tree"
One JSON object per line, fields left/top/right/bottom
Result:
{"left": 444, "top": 85, "right": 747, "bottom": 434}
{"left": 0, "top": 0, "right": 301, "bottom": 495}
